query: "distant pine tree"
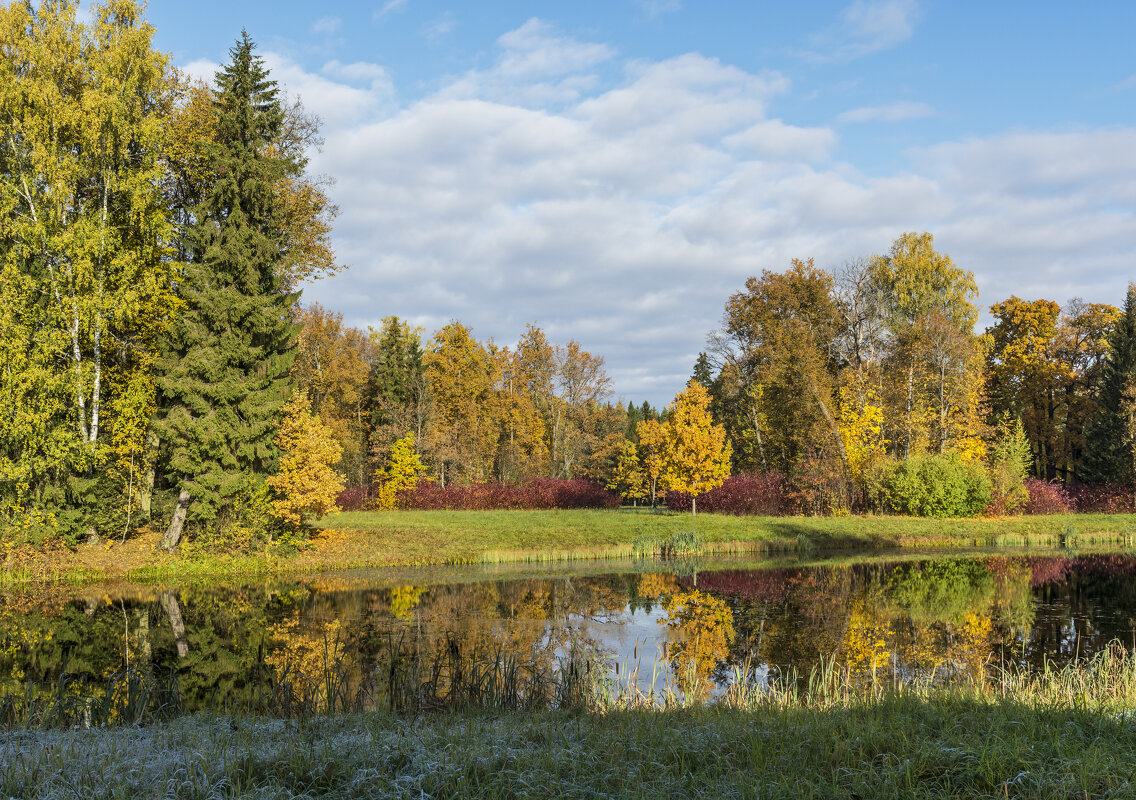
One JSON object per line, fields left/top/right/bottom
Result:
{"left": 690, "top": 352, "right": 715, "bottom": 388}
{"left": 156, "top": 32, "right": 300, "bottom": 549}
{"left": 1082, "top": 283, "right": 1136, "bottom": 485}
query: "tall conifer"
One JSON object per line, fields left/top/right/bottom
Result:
{"left": 156, "top": 32, "right": 299, "bottom": 548}
{"left": 1082, "top": 284, "right": 1136, "bottom": 485}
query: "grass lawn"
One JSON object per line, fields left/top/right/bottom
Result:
{"left": 309, "top": 507, "right": 1136, "bottom": 567}
{"left": 4, "top": 509, "right": 1133, "bottom": 585}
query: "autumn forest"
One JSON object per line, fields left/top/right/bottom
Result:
{"left": 3, "top": 1, "right": 1136, "bottom": 556}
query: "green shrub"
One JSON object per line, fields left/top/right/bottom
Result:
{"left": 883, "top": 453, "right": 992, "bottom": 518}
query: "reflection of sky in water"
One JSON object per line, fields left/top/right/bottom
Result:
{"left": 6, "top": 552, "right": 1136, "bottom": 707}
{"left": 563, "top": 605, "right": 672, "bottom": 694}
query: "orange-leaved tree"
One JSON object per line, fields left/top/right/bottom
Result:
{"left": 374, "top": 433, "right": 425, "bottom": 510}
{"left": 267, "top": 392, "right": 344, "bottom": 529}
{"left": 661, "top": 383, "right": 731, "bottom": 514}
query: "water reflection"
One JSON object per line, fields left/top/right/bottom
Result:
{"left": 3, "top": 553, "right": 1136, "bottom": 710}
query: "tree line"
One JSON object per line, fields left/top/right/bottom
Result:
{"left": 3, "top": 2, "right": 1134, "bottom": 551}
{"left": 695, "top": 234, "right": 1135, "bottom": 514}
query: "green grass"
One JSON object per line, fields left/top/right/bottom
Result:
{"left": 6, "top": 648, "right": 1136, "bottom": 799}
{"left": 313, "top": 508, "right": 1136, "bottom": 568}
{"left": 6, "top": 509, "right": 1134, "bottom": 586}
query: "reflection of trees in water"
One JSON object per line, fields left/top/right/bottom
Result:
{"left": 659, "top": 589, "right": 735, "bottom": 698}
{"left": 3, "top": 557, "right": 1136, "bottom": 709}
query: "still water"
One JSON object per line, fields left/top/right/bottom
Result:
{"left": 3, "top": 550, "right": 1136, "bottom": 709}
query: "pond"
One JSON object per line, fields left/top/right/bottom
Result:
{"left": 3, "top": 549, "right": 1136, "bottom": 715}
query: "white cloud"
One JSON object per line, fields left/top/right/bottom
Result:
{"left": 635, "top": 0, "right": 682, "bottom": 19}
{"left": 321, "top": 60, "right": 393, "bottom": 91}
{"left": 201, "top": 18, "right": 1136, "bottom": 405}
{"left": 837, "top": 100, "right": 936, "bottom": 123}
{"left": 802, "top": 0, "right": 920, "bottom": 62}
{"left": 496, "top": 19, "right": 614, "bottom": 80}
{"left": 1107, "top": 74, "right": 1136, "bottom": 93}
{"left": 724, "top": 119, "right": 836, "bottom": 161}
{"left": 374, "top": 0, "right": 407, "bottom": 20}
{"left": 423, "top": 13, "right": 455, "bottom": 44}
{"left": 311, "top": 16, "right": 341, "bottom": 36}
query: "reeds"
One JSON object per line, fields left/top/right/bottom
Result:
{"left": 7, "top": 636, "right": 1136, "bottom": 729}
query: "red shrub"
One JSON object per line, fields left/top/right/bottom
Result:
{"left": 1067, "top": 483, "right": 1136, "bottom": 513}
{"left": 401, "top": 478, "right": 619, "bottom": 511}
{"left": 665, "top": 473, "right": 787, "bottom": 515}
{"left": 1022, "top": 478, "right": 1072, "bottom": 515}
{"left": 336, "top": 485, "right": 374, "bottom": 511}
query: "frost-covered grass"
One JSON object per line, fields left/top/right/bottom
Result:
{"left": 3, "top": 697, "right": 1136, "bottom": 799}
{"left": 6, "top": 647, "right": 1136, "bottom": 799}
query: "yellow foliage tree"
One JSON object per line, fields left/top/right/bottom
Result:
{"left": 635, "top": 419, "right": 668, "bottom": 507}
{"left": 267, "top": 392, "right": 344, "bottom": 529}
{"left": 607, "top": 439, "right": 646, "bottom": 506}
{"left": 837, "top": 371, "right": 888, "bottom": 484}
{"left": 660, "top": 384, "right": 732, "bottom": 514}
{"left": 374, "top": 433, "right": 425, "bottom": 510}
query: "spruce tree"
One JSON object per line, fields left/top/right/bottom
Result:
{"left": 156, "top": 32, "right": 300, "bottom": 548}
{"left": 1082, "top": 283, "right": 1136, "bottom": 485}
{"left": 690, "top": 353, "right": 715, "bottom": 389}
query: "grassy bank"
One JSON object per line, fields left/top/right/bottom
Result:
{"left": 2, "top": 509, "right": 1133, "bottom": 585}
{"left": 313, "top": 508, "right": 1136, "bottom": 566}
{"left": 5, "top": 648, "right": 1136, "bottom": 799}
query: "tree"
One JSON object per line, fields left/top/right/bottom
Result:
{"left": 374, "top": 433, "right": 425, "bottom": 510}
{"left": 660, "top": 384, "right": 732, "bottom": 514}
{"left": 869, "top": 232, "right": 983, "bottom": 459}
{"left": 154, "top": 32, "right": 300, "bottom": 549}
{"left": 607, "top": 439, "right": 646, "bottom": 506}
{"left": 689, "top": 353, "right": 715, "bottom": 390}
{"left": 292, "top": 304, "right": 372, "bottom": 485}
{"left": 837, "top": 370, "right": 888, "bottom": 487}
{"left": 636, "top": 419, "right": 667, "bottom": 507}
{"left": 984, "top": 297, "right": 1062, "bottom": 478}
{"left": 551, "top": 341, "right": 612, "bottom": 478}
{"left": 365, "top": 315, "right": 428, "bottom": 468}
{"left": 266, "top": 392, "right": 343, "bottom": 528}
{"left": 0, "top": 0, "right": 176, "bottom": 536}
{"left": 1053, "top": 300, "right": 1122, "bottom": 482}
{"left": 1083, "top": 284, "right": 1136, "bottom": 485}
{"left": 987, "top": 413, "right": 1031, "bottom": 513}
{"left": 422, "top": 321, "right": 503, "bottom": 485}
{"left": 710, "top": 259, "right": 845, "bottom": 476}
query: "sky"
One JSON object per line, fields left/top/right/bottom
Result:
{"left": 142, "top": 1, "right": 1136, "bottom": 407}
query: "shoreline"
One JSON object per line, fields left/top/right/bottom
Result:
{"left": 2, "top": 509, "right": 1133, "bottom": 587}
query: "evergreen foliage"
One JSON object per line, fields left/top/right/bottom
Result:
{"left": 155, "top": 32, "right": 300, "bottom": 529}
{"left": 1082, "top": 284, "right": 1136, "bottom": 485}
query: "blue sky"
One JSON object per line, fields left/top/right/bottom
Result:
{"left": 142, "top": 1, "right": 1136, "bottom": 406}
